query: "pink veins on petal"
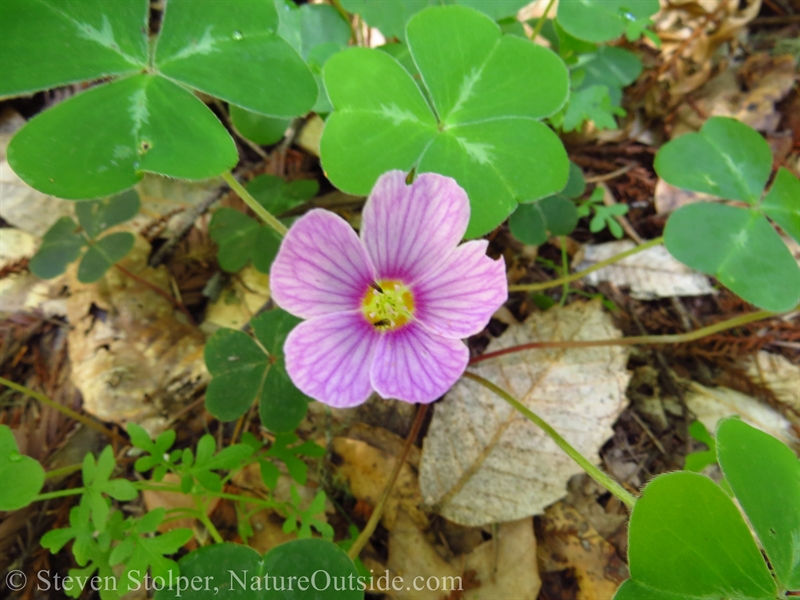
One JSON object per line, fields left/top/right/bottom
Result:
{"left": 270, "top": 171, "right": 508, "bottom": 408}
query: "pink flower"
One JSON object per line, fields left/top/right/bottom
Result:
{"left": 270, "top": 171, "right": 507, "bottom": 407}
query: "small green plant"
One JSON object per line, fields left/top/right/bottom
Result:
{"left": 29, "top": 190, "right": 140, "bottom": 282}
{"left": 656, "top": 116, "right": 800, "bottom": 311}
{"left": 577, "top": 186, "right": 629, "bottom": 239}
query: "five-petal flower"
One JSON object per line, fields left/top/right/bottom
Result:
{"left": 270, "top": 171, "right": 507, "bottom": 407}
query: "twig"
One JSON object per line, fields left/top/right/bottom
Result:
{"left": 0, "top": 377, "right": 124, "bottom": 444}
{"left": 583, "top": 164, "right": 634, "bottom": 184}
{"left": 601, "top": 183, "right": 643, "bottom": 244}
{"left": 469, "top": 308, "right": 788, "bottom": 365}
{"left": 347, "top": 404, "right": 428, "bottom": 559}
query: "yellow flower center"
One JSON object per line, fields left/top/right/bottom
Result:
{"left": 362, "top": 280, "right": 415, "bottom": 331}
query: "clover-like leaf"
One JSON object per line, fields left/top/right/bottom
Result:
{"left": 78, "top": 232, "right": 135, "bottom": 283}
{"left": 204, "top": 310, "right": 309, "bottom": 432}
{"left": 658, "top": 117, "right": 800, "bottom": 311}
{"left": 556, "top": 0, "right": 659, "bottom": 43}
{"left": 155, "top": 540, "right": 361, "bottom": 600}
{"left": 717, "top": 418, "right": 800, "bottom": 593}
{"left": 0, "top": 0, "right": 149, "bottom": 97}
{"left": 509, "top": 162, "right": 584, "bottom": 245}
{"left": 29, "top": 217, "right": 87, "bottom": 279}
{"left": 0, "top": 424, "right": 45, "bottom": 510}
{"left": 341, "top": 0, "right": 527, "bottom": 42}
{"left": 210, "top": 208, "right": 279, "bottom": 274}
{"left": 762, "top": 167, "right": 800, "bottom": 243}
{"left": 230, "top": 105, "right": 291, "bottom": 145}
{"left": 615, "top": 471, "right": 777, "bottom": 600}
{"left": 322, "top": 5, "right": 569, "bottom": 238}
{"left": 9, "top": 74, "right": 238, "bottom": 199}
{"left": 75, "top": 189, "right": 140, "bottom": 239}
{"left": 155, "top": 0, "right": 317, "bottom": 118}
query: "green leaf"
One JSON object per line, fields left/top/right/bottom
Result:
{"left": 762, "top": 167, "right": 800, "bottom": 243}
{"left": 616, "top": 471, "right": 776, "bottom": 600}
{"left": 561, "top": 85, "right": 624, "bottom": 132}
{"left": 248, "top": 174, "right": 318, "bottom": 217}
{"left": 556, "top": 0, "right": 659, "bottom": 43}
{"left": 29, "top": 217, "right": 87, "bottom": 279}
{"left": 265, "top": 433, "right": 325, "bottom": 486}
{"left": 341, "top": 0, "right": 526, "bottom": 42}
{"left": 155, "top": 0, "right": 317, "bottom": 118}
{"left": 204, "top": 310, "right": 308, "bottom": 431}
{"left": 8, "top": 74, "right": 238, "bottom": 199}
{"left": 579, "top": 46, "right": 642, "bottom": 91}
{"left": 684, "top": 421, "right": 717, "bottom": 473}
{"left": 664, "top": 203, "right": 800, "bottom": 311}
{"left": 230, "top": 105, "right": 291, "bottom": 145}
{"left": 155, "top": 539, "right": 361, "bottom": 599}
{"left": 655, "top": 117, "right": 772, "bottom": 204}
{"left": 0, "top": 0, "right": 148, "bottom": 97}
{"left": 251, "top": 310, "right": 309, "bottom": 433}
{"left": 0, "top": 424, "right": 45, "bottom": 510}
{"left": 209, "top": 208, "right": 283, "bottom": 274}
{"left": 78, "top": 232, "right": 135, "bottom": 283}
{"left": 509, "top": 197, "right": 578, "bottom": 246}
{"left": 717, "top": 418, "right": 800, "bottom": 592}
{"left": 122, "top": 528, "right": 193, "bottom": 592}
{"left": 75, "top": 189, "right": 140, "bottom": 239}
{"left": 322, "top": 5, "right": 569, "bottom": 238}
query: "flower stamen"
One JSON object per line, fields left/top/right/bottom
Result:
{"left": 362, "top": 279, "right": 415, "bottom": 331}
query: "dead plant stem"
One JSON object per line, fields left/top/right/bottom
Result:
{"left": 347, "top": 404, "right": 428, "bottom": 560}
{"left": 0, "top": 377, "right": 123, "bottom": 444}
{"left": 469, "top": 308, "right": 786, "bottom": 365}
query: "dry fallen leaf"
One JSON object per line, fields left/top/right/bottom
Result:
{"left": 741, "top": 351, "right": 800, "bottom": 413}
{"left": 67, "top": 235, "right": 207, "bottom": 435}
{"left": 686, "top": 381, "right": 799, "bottom": 449}
{"left": 573, "top": 240, "right": 715, "bottom": 300}
{"left": 537, "top": 501, "right": 628, "bottom": 600}
{"left": 332, "top": 431, "right": 428, "bottom": 531}
{"left": 419, "top": 300, "right": 631, "bottom": 526}
{"left": 654, "top": 179, "right": 717, "bottom": 215}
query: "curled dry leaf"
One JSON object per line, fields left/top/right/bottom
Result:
{"left": 574, "top": 240, "right": 715, "bottom": 299}
{"left": 686, "top": 381, "right": 799, "bottom": 450}
{"left": 67, "top": 235, "right": 207, "bottom": 435}
{"left": 419, "top": 300, "right": 631, "bottom": 526}
{"left": 741, "top": 351, "right": 800, "bottom": 413}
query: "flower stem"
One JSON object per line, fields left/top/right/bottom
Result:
{"left": 469, "top": 308, "right": 783, "bottom": 365}
{"left": 221, "top": 171, "right": 288, "bottom": 238}
{"left": 0, "top": 377, "right": 123, "bottom": 443}
{"left": 531, "top": 0, "right": 557, "bottom": 40}
{"left": 509, "top": 236, "right": 664, "bottom": 293}
{"left": 347, "top": 404, "right": 428, "bottom": 560}
{"left": 44, "top": 463, "right": 83, "bottom": 480}
{"left": 463, "top": 371, "right": 637, "bottom": 509}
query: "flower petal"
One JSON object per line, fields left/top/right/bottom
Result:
{"left": 271, "top": 209, "right": 376, "bottom": 318}
{"left": 361, "top": 171, "right": 470, "bottom": 284}
{"left": 371, "top": 322, "right": 468, "bottom": 403}
{"left": 284, "top": 312, "right": 379, "bottom": 408}
{"left": 414, "top": 240, "right": 507, "bottom": 339}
